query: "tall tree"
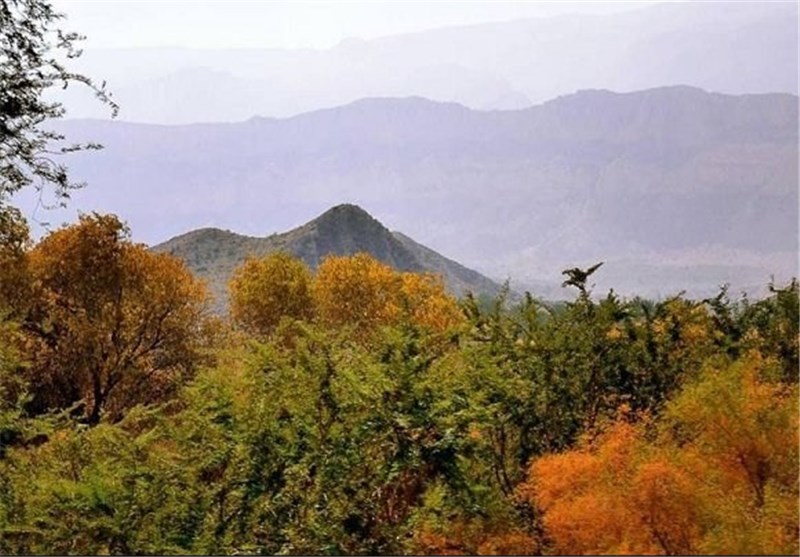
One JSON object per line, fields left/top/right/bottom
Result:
{"left": 22, "top": 213, "right": 211, "bottom": 423}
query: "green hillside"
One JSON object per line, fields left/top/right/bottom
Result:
{"left": 152, "top": 204, "right": 503, "bottom": 311}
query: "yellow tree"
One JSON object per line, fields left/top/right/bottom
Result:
{"left": 23, "top": 213, "right": 211, "bottom": 424}
{"left": 399, "top": 272, "right": 464, "bottom": 334}
{"left": 663, "top": 354, "right": 799, "bottom": 554}
{"left": 228, "top": 252, "right": 314, "bottom": 337}
{"left": 313, "top": 253, "right": 401, "bottom": 338}
{"left": 313, "top": 253, "right": 463, "bottom": 340}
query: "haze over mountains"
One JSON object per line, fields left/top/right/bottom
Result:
{"left": 31, "top": 85, "right": 797, "bottom": 299}
{"left": 58, "top": 1, "right": 797, "bottom": 123}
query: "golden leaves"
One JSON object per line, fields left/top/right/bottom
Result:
{"left": 22, "top": 213, "right": 212, "bottom": 423}
{"left": 313, "top": 253, "right": 401, "bottom": 336}
{"left": 229, "top": 252, "right": 314, "bottom": 337}
{"left": 229, "top": 252, "right": 464, "bottom": 341}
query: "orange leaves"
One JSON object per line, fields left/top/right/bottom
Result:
{"left": 313, "top": 254, "right": 464, "bottom": 338}
{"left": 521, "top": 422, "right": 662, "bottom": 555}
{"left": 21, "top": 213, "right": 212, "bottom": 423}
{"left": 522, "top": 450, "right": 602, "bottom": 511}
{"left": 631, "top": 459, "right": 700, "bottom": 556}
{"left": 521, "top": 354, "right": 799, "bottom": 555}
{"left": 665, "top": 354, "right": 799, "bottom": 509}
{"left": 399, "top": 272, "right": 464, "bottom": 333}
{"left": 229, "top": 252, "right": 314, "bottom": 337}
{"left": 476, "top": 531, "right": 539, "bottom": 555}
{"left": 412, "top": 519, "right": 538, "bottom": 556}
{"left": 313, "top": 253, "right": 401, "bottom": 336}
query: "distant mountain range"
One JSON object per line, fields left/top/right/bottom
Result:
{"left": 57, "top": 2, "right": 797, "bottom": 123}
{"left": 26, "top": 85, "right": 798, "bottom": 299}
{"left": 153, "top": 204, "right": 502, "bottom": 311}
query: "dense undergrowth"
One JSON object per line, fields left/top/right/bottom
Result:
{"left": 0, "top": 213, "right": 797, "bottom": 555}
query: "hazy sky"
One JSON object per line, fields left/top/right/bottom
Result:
{"left": 54, "top": 1, "right": 662, "bottom": 50}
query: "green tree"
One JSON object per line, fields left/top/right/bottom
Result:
{"left": 0, "top": 207, "right": 30, "bottom": 315}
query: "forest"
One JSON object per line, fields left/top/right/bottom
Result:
{"left": 1, "top": 0, "right": 798, "bottom": 553}
{"left": 0, "top": 211, "right": 797, "bottom": 555}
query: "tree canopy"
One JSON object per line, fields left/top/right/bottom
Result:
{"left": 16, "top": 214, "right": 212, "bottom": 423}
{"left": 1, "top": 226, "right": 795, "bottom": 553}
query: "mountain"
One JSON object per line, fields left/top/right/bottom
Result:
{"left": 152, "top": 204, "right": 503, "bottom": 311}
{"left": 57, "top": 2, "right": 797, "bottom": 123}
{"left": 25, "top": 86, "right": 798, "bottom": 299}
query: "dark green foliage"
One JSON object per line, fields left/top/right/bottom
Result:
{"left": 0, "top": 270, "right": 796, "bottom": 554}
{"left": 0, "top": 0, "right": 116, "bottom": 214}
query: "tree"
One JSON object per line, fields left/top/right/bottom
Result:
{"left": 21, "top": 213, "right": 211, "bottom": 423}
{"left": 0, "top": 206, "right": 31, "bottom": 314}
{"left": 520, "top": 418, "right": 701, "bottom": 555}
{"left": 1, "top": 0, "right": 116, "bottom": 214}
{"left": 313, "top": 253, "right": 401, "bottom": 338}
{"left": 228, "top": 252, "right": 315, "bottom": 338}
{"left": 398, "top": 272, "right": 464, "bottom": 334}
{"left": 561, "top": 262, "right": 603, "bottom": 298}
{"left": 313, "top": 253, "right": 463, "bottom": 341}
{"left": 520, "top": 354, "right": 799, "bottom": 555}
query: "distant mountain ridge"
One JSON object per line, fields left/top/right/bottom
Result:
{"left": 153, "top": 204, "right": 503, "bottom": 311}
{"left": 37, "top": 85, "right": 798, "bottom": 298}
{"left": 58, "top": 2, "right": 797, "bottom": 123}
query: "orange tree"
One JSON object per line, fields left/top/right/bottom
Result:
{"left": 519, "top": 354, "right": 799, "bottom": 555}
{"left": 312, "top": 253, "right": 463, "bottom": 341}
{"left": 398, "top": 272, "right": 464, "bottom": 334}
{"left": 312, "top": 253, "right": 401, "bottom": 339}
{"left": 20, "top": 213, "right": 212, "bottom": 424}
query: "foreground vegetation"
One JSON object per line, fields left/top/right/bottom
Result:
{"left": 1, "top": 1, "right": 796, "bottom": 553}
{"left": 0, "top": 213, "right": 797, "bottom": 555}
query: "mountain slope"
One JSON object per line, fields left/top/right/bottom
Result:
{"left": 152, "top": 204, "right": 502, "bottom": 310}
{"left": 35, "top": 86, "right": 798, "bottom": 298}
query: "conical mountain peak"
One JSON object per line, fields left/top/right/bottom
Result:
{"left": 153, "top": 203, "right": 502, "bottom": 313}
{"left": 310, "top": 203, "right": 381, "bottom": 230}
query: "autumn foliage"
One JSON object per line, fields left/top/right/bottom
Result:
{"left": 11, "top": 214, "right": 212, "bottom": 423}
{"left": 0, "top": 214, "right": 797, "bottom": 555}
{"left": 229, "top": 252, "right": 314, "bottom": 337}
{"left": 313, "top": 253, "right": 402, "bottom": 335}
{"left": 230, "top": 251, "right": 464, "bottom": 340}
{"left": 521, "top": 355, "right": 799, "bottom": 555}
